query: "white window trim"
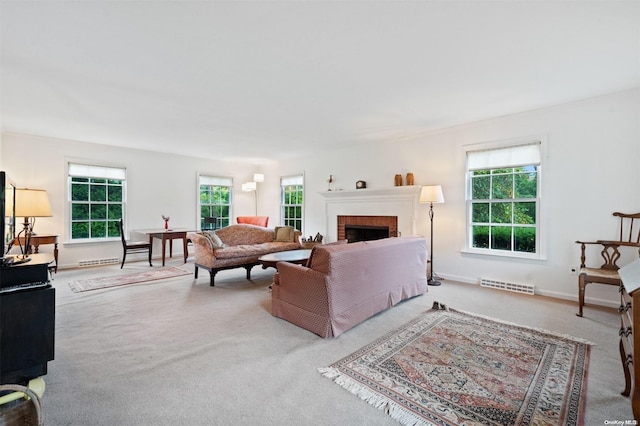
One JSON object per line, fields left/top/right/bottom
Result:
{"left": 196, "top": 173, "right": 233, "bottom": 230}
{"left": 66, "top": 160, "right": 127, "bottom": 244}
{"left": 280, "top": 173, "right": 304, "bottom": 230}
{"left": 461, "top": 136, "right": 547, "bottom": 260}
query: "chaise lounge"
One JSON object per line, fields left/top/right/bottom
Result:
{"left": 187, "top": 224, "right": 301, "bottom": 286}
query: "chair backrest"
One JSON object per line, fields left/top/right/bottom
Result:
{"left": 203, "top": 217, "right": 217, "bottom": 230}
{"left": 614, "top": 212, "right": 640, "bottom": 244}
{"left": 236, "top": 216, "right": 269, "bottom": 227}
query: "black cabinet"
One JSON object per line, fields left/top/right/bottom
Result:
{"left": 0, "top": 254, "right": 55, "bottom": 385}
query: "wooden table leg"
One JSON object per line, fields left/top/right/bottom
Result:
{"left": 53, "top": 243, "right": 59, "bottom": 273}
{"left": 148, "top": 235, "right": 154, "bottom": 266}
{"left": 182, "top": 236, "right": 188, "bottom": 263}
{"left": 161, "top": 236, "right": 167, "bottom": 266}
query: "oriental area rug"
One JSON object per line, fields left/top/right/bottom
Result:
{"left": 320, "top": 303, "right": 591, "bottom": 426}
{"left": 68, "top": 267, "right": 191, "bottom": 293}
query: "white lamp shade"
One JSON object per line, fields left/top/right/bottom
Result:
{"left": 419, "top": 185, "right": 445, "bottom": 204}
{"left": 14, "top": 188, "right": 52, "bottom": 217}
{"left": 242, "top": 182, "right": 257, "bottom": 192}
{"left": 253, "top": 173, "right": 264, "bottom": 183}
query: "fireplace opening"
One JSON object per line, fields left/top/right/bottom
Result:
{"left": 345, "top": 225, "right": 390, "bottom": 243}
{"left": 337, "top": 215, "right": 398, "bottom": 241}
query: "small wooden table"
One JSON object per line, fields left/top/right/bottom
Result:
{"left": 134, "top": 229, "right": 191, "bottom": 267}
{"left": 13, "top": 235, "right": 59, "bottom": 273}
{"left": 258, "top": 249, "right": 312, "bottom": 269}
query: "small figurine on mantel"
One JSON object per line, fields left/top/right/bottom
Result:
{"left": 327, "top": 175, "right": 333, "bottom": 191}
{"left": 302, "top": 232, "right": 324, "bottom": 244}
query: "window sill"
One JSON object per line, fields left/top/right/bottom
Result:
{"left": 461, "top": 248, "right": 547, "bottom": 261}
{"left": 63, "top": 238, "right": 121, "bottom": 246}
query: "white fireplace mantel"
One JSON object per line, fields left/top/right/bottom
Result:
{"left": 319, "top": 186, "right": 423, "bottom": 241}
{"left": 319, "top": 185, "right": 422, "bottom": 202}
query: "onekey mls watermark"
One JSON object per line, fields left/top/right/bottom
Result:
{"left": 604, "top": 421, "right": 637, "bottom": 425}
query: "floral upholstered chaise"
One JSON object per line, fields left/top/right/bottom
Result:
{"left": 187, "top": 224, "right": 301, "bottom": 286}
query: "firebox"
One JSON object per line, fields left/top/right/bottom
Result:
{"left": 345, "top": 225, "right": 390, "bottom": 243}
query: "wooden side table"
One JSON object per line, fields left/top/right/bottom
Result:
{"left": 14, "top": 235, "right": 59, "bottom": 273}
{"left": 134, "top": 229, "right": 191, "bottom": 267}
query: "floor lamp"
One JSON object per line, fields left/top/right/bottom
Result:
{"left": 241, "top": 181, "right": 257, "bottom": 215}
{"left": 419, "top": 185, "right": 445, "bottom": 286}
{"left": 241, "top": 174, "right": 264, "bottom": 216}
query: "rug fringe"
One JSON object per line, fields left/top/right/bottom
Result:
{"left": 432, "top": 301, "right": 595, "bottom": 346}
{"left": 318, "top": 368, "right": 434, "bottom": 426}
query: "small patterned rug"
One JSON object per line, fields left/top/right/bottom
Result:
{"left": 68, "top": 267, "right": 191, "bottom": 293}
{"left": 320, "top": 303, "right": 590, "bottom": 426}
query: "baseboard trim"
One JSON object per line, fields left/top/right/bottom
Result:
{"left": 437, "top": 273, "right": 619, "bottom": 310}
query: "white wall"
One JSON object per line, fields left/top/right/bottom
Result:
{"left": 2, "top": 90, "right": 638, "bottom": 309}
{"left": 0, "top": 133, "right": 277, "bottom": 268}
{"left": 278, "top": 89, "right": 640, "bottom": 307}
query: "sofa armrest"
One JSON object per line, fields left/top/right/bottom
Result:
{"left": 187, "top": 232, "right": 218, "bottom": 265}
{"left": 273, "top": 262, "right": 330, "bottom": 315}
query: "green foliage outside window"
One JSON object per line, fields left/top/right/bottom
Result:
{"left": 71, "top": 177, "right": 123, "bottom": 239}
{"left": 200, "top": 185, "right": 231, "bottom": 230}
{"left": 282, "top": 185, "right": 303, "bottom": 231}
{"left": 470, "top": 166, "right": 537, "bottom": 253}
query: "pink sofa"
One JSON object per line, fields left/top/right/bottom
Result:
{"left": 271, "top": 236, "right": 428, "bottom": 337}
{"left": 188, "top": 224, "right": 300, "bottom": 286}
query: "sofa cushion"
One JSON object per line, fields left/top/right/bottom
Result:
{"left": 199, "top": 231, "right": 225, "bottom": 249}
{"left": 214, "top": 242, "right": 300, "bottom": 259}
{"left": 274, "top": 226, "right": 295, "bottom": 242}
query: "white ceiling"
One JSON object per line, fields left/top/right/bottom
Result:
{"left": 1, "top": 1, "right": 638, "bottom": 163}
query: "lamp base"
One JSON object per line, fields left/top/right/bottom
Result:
{"left": 12, "top": 254, "right": 32, "bottom": 265}
{"left": 427, "top": 278, "right": 442, "bottom": 286}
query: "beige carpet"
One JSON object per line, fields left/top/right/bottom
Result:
{"left": 42, "top": 259, "right": 632, "bottom": 425}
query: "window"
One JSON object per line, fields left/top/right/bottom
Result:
{"left": 281, "top": 175, "right": 304, "bottom": 231}
{"left": 199, "top": 175, "right": 232, "bottom": 230}
{"left": 466, "top": 141, "right": 541, "bottom": 257}
{"left": 68, "top": 163, "right": 126, "bottom": 240}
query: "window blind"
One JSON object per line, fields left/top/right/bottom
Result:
{"left": 68, "top": 163, "right": 126, "bottom": 180}
{"left": 199, "top": 175, "right": 232, "bottom": 187}
{"left": 466, "top": 141, "right": 541, "bottom": 170}
{"left": 281, "top": 175, "right": 303, "bottom": 186}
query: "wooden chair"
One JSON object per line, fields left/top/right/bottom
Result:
{"left": 119, "top": 218, "right": 151, "bottom": 268}
{"left": 236, "top": 216, "right": 269, "bottom": 227}
{"left": 202, "top": 217, "right": 218, "bottom": 230}
{"left": 576, "top": 212, "right": 640, "bottom": 317}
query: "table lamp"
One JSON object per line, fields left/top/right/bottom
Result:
{"left": 15, "top": 188, "right": 52, "bottom": 256}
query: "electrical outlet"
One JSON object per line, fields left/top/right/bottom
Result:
{"left": 569, "top": 265, "right": 579, "bottom": 276}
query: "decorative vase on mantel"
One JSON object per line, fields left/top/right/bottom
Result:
{"left": 406, "top": 173, "right": 414, "bottom": 186}
{"left": 394, "top": 174, "right": 403, "bottom": 186}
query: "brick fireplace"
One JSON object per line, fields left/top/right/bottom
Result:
{"left": 320, "top": 186, "right": 421, "bottom": 242}
{"left": 338, "top": 215, "right": 398, "bottom": 241}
